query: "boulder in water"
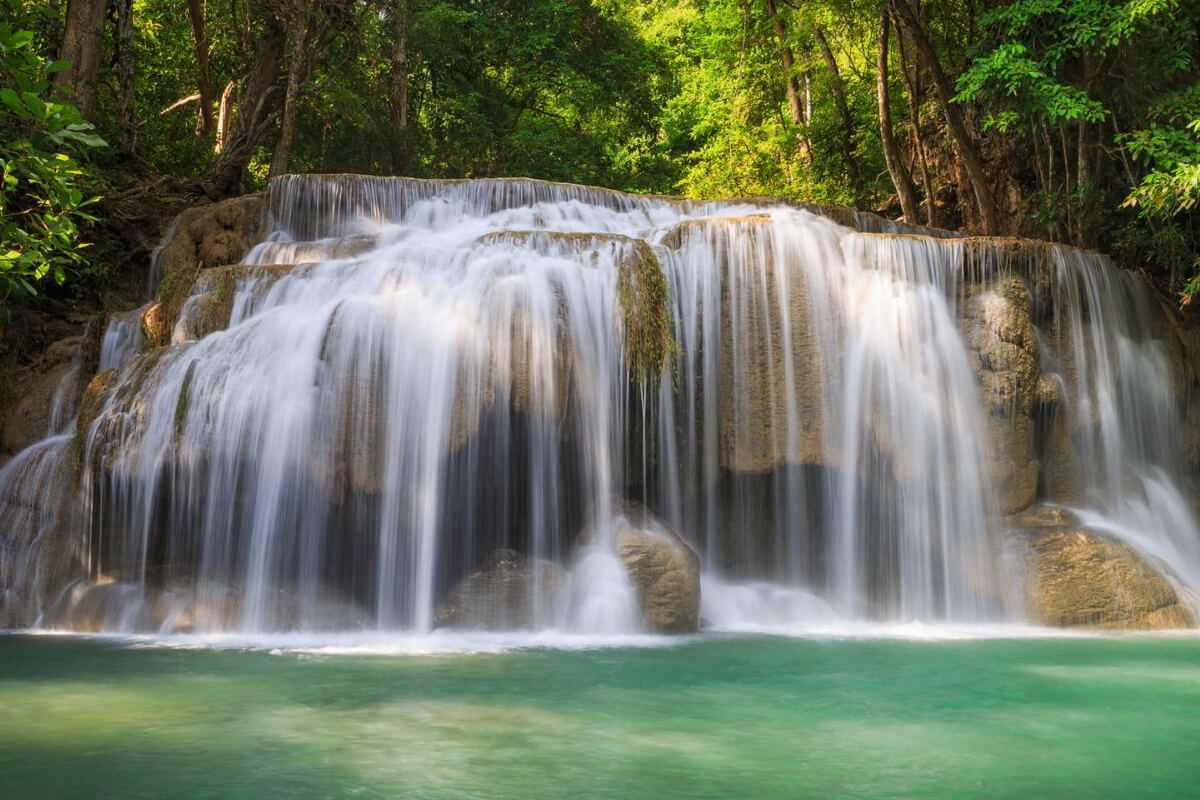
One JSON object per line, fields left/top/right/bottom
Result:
{"left": 1009, "top": 505, "right": 1195, "bottom": 629}
{"left": 435, "top": 549, "right": 564, "bottom": 630}
{"left": 607, "top": 504, "right": 701, "bottom": 634}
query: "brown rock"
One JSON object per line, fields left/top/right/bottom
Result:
{"left": 1010, "top": 505, "right": 1195, "bottom": 629}
{"left": 608, "top": 503, "right": 701, "bottom": 634}
{"left": 146, "top": 194, "right": 265, "bottom": 347}
{"left": 0, "top": 337, "right": 82, "bottom": 459}
{"left": 961, "top": 278, "right": 1041, "bottom": 513}
{"left": 435, "top": 549, "right": 564, "bottom": 630}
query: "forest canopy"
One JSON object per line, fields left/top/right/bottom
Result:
{"left": 4, "top": 0, "right": 1200, "bottom": 304}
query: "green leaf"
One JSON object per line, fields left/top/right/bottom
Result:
{"left": 20, "top": 91, "right": 46, "bottom": 120}
{"left": 0, "top": 87, "right": 26, "bottom": 116}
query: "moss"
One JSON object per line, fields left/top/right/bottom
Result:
{"left": 72, "top": 368, "right": 117, "bottom": 472}
{"left": 143, "top": 260, "right": 202, "bottom": 348}
{"left": 618, "top": 241, "right": 677, "bottom": 381}
{"left": 175, "top": 360, "right": 196, "bottom": 438}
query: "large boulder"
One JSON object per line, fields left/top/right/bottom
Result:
{"left": 1009, "top": 505, "right": 1195, "bottom": 629}
{"left": 435, "top": 549, "right": 564, "bottom": 630}
{"left": 607, "top": 503, "right": 701, "bottom": 634}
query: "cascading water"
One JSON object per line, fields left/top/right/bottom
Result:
{"left": 0, "top": 175, "right": 1197, "bottom": 635}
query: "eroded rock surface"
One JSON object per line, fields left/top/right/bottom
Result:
{"left": 1009, "top": 505, "right": 1195, "bottom": 629}
{"left": 435, "top": 549, "right": 564, "bottom": 630}
{"left": 961, "top": 278, "right": 1041, "bottom": 513}
{"left": 607, "top": 503, "right": 701, "bottom": 634}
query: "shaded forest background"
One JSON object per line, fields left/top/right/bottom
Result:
{"left": 5, "top": 0, "right": 1200, "bottom": 309}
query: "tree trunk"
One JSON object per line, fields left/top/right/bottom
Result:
{"left": 269, "top": 21, "right": 309, "bottom": 178}
{"left": 389, "top": 0, "right": 410, "bottom": 174}
{"left": 763, "top": 0, "right": 802, "bottom": 126}
{"left": 763, "top": 0, "right": 811, "bottom": 163}
{"left": 56, "top": 0, "right": 108, "bottom": 120}
{"left": 894, "top": 18, "right": 936, "bottom": 225}
{"left": 187, "top": 0, "right": 215, "bottom": 136}
{"left": 889, "top": 0, "right": 1000, "bottom": 233}
{"left": 116, "top": 0, "right": 135, "bottom": 154}
{"left": 214, "top": 81, "right": 235, "bottom": 154}
{"left": 813, "top": 26, "right": 863, "bottom": 204}
{"left": 204, "top": 26, "right": 286, "bottom": 198}
{"left": 877, "top": 12, "right": 920, "bottom": 223}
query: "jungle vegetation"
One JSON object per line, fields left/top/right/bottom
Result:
{"left": 3, "top": 0, "right": 1200, "bottom": 304}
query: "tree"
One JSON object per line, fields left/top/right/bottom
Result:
{"left": 55, "top": 0, "right": 106, "bottom": 120}
{"left": 877, "top": 9, "right": 920, "bottom": 223}
{"left": 186, "top": 0, "right": 215, "bottom": 136}
{"left": 389, "top": 0, "right": 410, "bottom": 174}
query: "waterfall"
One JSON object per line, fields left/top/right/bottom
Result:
{"left": 0, "top": 176, "right": 1197, "bottom": 634}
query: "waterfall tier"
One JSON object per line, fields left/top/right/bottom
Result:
{"left": 1, "top": 176, "right": 1197, "bottom": 633}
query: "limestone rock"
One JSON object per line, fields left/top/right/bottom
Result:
{"left": 0, "top": 336, "right": 83, "bottom": 460}
{"left": 154, "top": 194, "right": 264, "bottom": 277}
{"left": 607, "top": 503, "right": 701, "bottom": 634}
{"left": 435, "top": 549, "right": 564, "bottom": 630}
{"left": 961, "top": 278, "right": 1041, "bottom": 513}
{"left": 42, "top": 579, "right": 368, "bottom": 633}
{"left": 145, "top": 194, "right": 265, "bottom": 347}
{"left": 1009, "top": 505, "right": 1195, "bottom": 629}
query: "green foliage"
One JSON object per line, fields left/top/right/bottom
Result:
{"left": 959, "top": 0, "right": 1200, "bottom": 301}
{"left": 0, "top": 0, "right": 104, "bottom": 302}
{"left": 9, "top": 0, "right": 1200, "bottom": 309}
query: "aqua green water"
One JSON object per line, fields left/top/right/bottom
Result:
{"left": 1, "top": 634, "right": 1199, "bottom": 799}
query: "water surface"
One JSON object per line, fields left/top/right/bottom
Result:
{"left": 2, "top": 633, "right": 1198, "bottom": 798}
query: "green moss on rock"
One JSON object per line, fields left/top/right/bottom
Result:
{"left": 618, "top": 241, "right": 676, "bottom": 380}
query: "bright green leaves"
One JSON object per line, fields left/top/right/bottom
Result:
{"left": 0, "top": 0, "right": 105, "bottom": 303}
{"left": 956, "top": 43, "right": 1107, "bottom": 130}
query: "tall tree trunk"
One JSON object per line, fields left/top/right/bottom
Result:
{"left": 895, "top": 22, "right": 936, "bottom": 225}
{"left": 813, "top": 26, "right": 863, "bottom": 204}
{"left": 269, "top": 21, "right": 309, "bottom": 178}
{"left": 187, "top": 0, "right": 215, "bottom": 136}
{"left": 116, "top": 0, "right": 135, "bottom": 154}
{"left": 763, "top": 0, "right": 811, "bottom": 163}
{"left": 204, "top": 26, "right": 286, "bottom": 197}
{"left": 877, "top": 12, "right": 920, "bottom": 223}
{"left": 214, "top": 81, "right": 235, "bottom": 154}
{"left": 763, "top": 0, "right": 802, "bottom": 126}
{"left": 389, "top": 0, "right": 410, "bottom": 174}
{"left": 56, "top": 0, "right": 108, "bottom": 120}
{"left": 889, "top": 0, "right": 1000, "bottom": 233}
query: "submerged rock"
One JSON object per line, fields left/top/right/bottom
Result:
{"left": 1009, "top": 505, "right": 1195, "bottom": 629}
{"left": 435, "top": 549, "right": 564, "bottom": 630}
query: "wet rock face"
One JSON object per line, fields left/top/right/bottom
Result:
{"left": 1009, "top": 506, "right": 1195, "bottom": 629}
{"left": 435, "top": 549, "right": 564, "bottom": 630}
{"left": 156, "top": 194, "right": 264, "bottom": 276}
{"left": 144, "top": 194, "right": 265, "bottom": 347}
{"left": 42, "top": 580, "right": 369, "bottom": 633}
{"left": 608, "top": 504, "right": 701, "bottom": 634}
{"left": 0, "top": 336, "right": 83, "bottom": 462}
{"left": 961, "top": 278, "right": 1041, "bottom": 514}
